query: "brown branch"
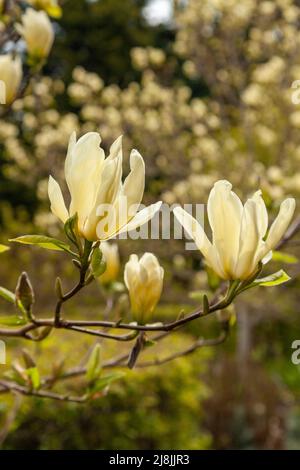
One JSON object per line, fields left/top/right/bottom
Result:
{"left": 0, "top": 379, "right": 87, "bottom": 403}
{"left": 0, "top": 329, "right": 226, "bottom": 402}
{"left": 63, "top": 325, "right": 139, "bottom": 341}
{"left": 135, "top": 330, "right": 228, "bottom": 368}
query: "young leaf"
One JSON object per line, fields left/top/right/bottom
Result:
{"left": 26, "top": 367, "right": 40, "bottom": 390}
{"left": 86, "top": 344, "right": 102, "bottom": 383}
{"left": 0, "top": 286, "right": 16, "bottom": 303}
{"left": 64, "top": 213, "right": 79, "bottom": 245}
{"left": 10, "top": 235, "right": 74, "bottom": 254}
{"left": 15, "top": 272, "right": 35, "bottom": 312}
{"left": 202, "top": 294, "right": 210, "bottom": 315}
{"left": 254, "top": 270, "right": 291, "bottom": 287}
{"left": 90, "top": 372, "right": 125, "bottom": 394}
{"left": 91, "top": 247, "right": 106, "bottom": 277}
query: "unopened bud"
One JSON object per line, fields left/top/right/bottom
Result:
{"left": 15, "top": 272, "right": 35, "bottom": 312}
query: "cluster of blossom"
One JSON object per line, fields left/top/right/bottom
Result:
{"left": 0, "top": 0, "right": 60, "bottom": 105}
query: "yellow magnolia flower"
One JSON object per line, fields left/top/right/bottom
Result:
{"left": 98, "top": 241, "right": 120, "bottom": 285}
{"left": 48, "top": 131, "right": 161, "bottom": 241}
{"left": 16, "top": 8, "right": 54, "bottom": 59}
{"left": 27, "top": 0, "right": 62, "bottom": 18}
{"left": 124, "top": 253, "right": 164, "bottom": 324}
{"left": 0, "top": 54, "right": 22, "bottom": 104}
{"left": 173, "top": 180, "right": 296, "bottom": 281}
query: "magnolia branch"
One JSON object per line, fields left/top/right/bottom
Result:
{"left": 0, "top": 216, "right": 298, "bottom": 402}
{"left": 0, "top": 329, "right": 227, "bottom": 402}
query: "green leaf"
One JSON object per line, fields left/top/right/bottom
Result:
{"left": 144, "top": 339, "right": 157, "bottom": 348}
{"left": 64, "top": 213, "right": 79, "bottom": 245}
{"left": 0, "top": 244, "right": 9, "bottom": 253}
{"left": 15, "top": 272, "right": 35, "bottom": 312}
{"left": 91, "top": 247, "right": 106, "bottom": 277}
{"left": 0, "top": 315, "right": 26, "bottom": 326}
{"left": 10, "top": 235, "right": 74, "bottom": 254}
{"left": 272, "top": 251, "right": 298, "bottom": 264}
{"left": 90, "top": 372, "right": 125, "bottom": 394}
{"left": 0, "top": 286, "right": 16, "bottom": 303}
{"left": 26, "top": 367, "right": 40, "bottom": 390}
{"left": 202, "top": 294, "right": 210, "bottom": 315}
{"left": 86, "top": 344, "right": 102, "bottom": 383}
{"left": 254, "top": 270, "right": 291, "bottom": 287}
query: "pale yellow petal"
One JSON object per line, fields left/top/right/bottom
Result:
{"left": 48, "top": 176, "right": 69, "bottom": 223}
{"left": 173, "top": 205, "right": 226, "bottom": 278}
{"left": 66, "top": 132, "right": 105, "bottom": 231}
{"left": 235, "top": 192, "right": 268, "bottom": 279}
{"left": 207, "top": 180, "right": 243, "bottom": 277}
{"left": 266, "top": 198, "right": 296, "bottom": 250}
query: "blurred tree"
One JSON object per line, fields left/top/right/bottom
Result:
{"left": 49, "top": 0, "right": 172, "bottom": 86}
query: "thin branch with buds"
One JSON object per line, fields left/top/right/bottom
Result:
{"left": 0, "top": 218, "right": 299, "bottom": 402}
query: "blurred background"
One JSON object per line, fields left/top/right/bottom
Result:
{"left": 1, "top": 0, "right": 300, "bottom": 450}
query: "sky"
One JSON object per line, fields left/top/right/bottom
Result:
{"left": 143, "top": 0, "right": 173, "bottom": 25}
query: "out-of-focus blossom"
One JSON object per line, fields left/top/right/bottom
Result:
{"left": 16, "top": 9, "right": 54, "bottom": 59}
{"left": 48, "top": 131, "right": 161, "bottom": 241}
{"left": 124, "top": 253, "right": 164, "bottom": 324}
{"left": 98, "top": 242, "right": 120, "bottom": 285}
{"left": 0, "top": 55, "right": 22, "bottom": 104}
{"left": 174, "top": 180, "right": 296, "bottom": 280}
{"left": 27, "top": 0, "right": 62, "bottom": 18}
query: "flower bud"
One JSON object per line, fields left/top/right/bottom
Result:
{"left": 17, "top": 8, "right": 54, "bottom": 59}
{"left": 15, "top": 272, "right": 35, "bottom": 313}
{"left": 124, "top": 253, "right": 164, "bottom": 324}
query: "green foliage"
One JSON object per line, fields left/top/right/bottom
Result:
{"left": 49, "top": 0, "right": 170, "bottom": 87}
{"left": 10, "top": 235, "right": 74, "bottom": 254}
{"left": 253, "top": 270, "right": 291, "bottom": 288}
{"left": 91, "top": 247, "right": 106, "bottom": 277}
{"left": 0, "top": 286, "right": 15, "bottom": 303}
{"left": 86, "top": 344, "right": 102, "bottom": 383}
{"left": 1, "top": 347, "right": 211, "bottom": 450}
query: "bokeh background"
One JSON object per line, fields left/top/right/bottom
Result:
{"left": 1, "top": 0, "right": 300, "bottom": 450}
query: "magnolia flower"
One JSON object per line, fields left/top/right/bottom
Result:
{"left": 124, "top": 253, "right": 164, "bottom": 324}
{"left": 173, "top": 180, "right": 296, "bottom": 281}
{"left": 16, "top": 9, "right": 54, "bottom": 59}
{"left": 48, "top": 131, "right": 162, "bottom": 241}
{"left": 98, "top": 241, "right": 120, "bottom": 285}
{"left": 0, "top": 55, "right": 22, "bottom": 104}
{"left": 27, "top": 0, "right": 62, "bottom": 18}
